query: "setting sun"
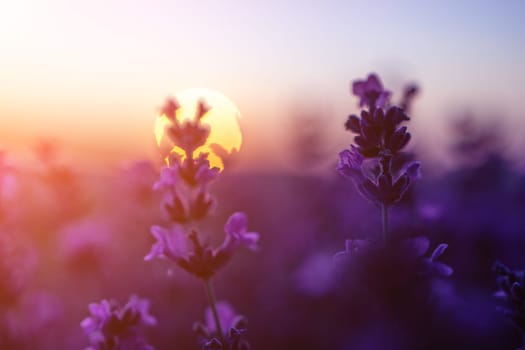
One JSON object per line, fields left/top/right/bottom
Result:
{"left": 154, "top": 88, "right": 243, "bottom": 170}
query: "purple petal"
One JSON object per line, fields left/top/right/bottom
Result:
{"left": 80, "top": 317, "right": 97, "bottom": 335}
{"left": 376, "top": 91, "right": 391, "bottom": 108}
{"left": 352, "top": 81, "right": 366, "bottom": 97}
{"left": 196, "top": 165, "right": 220, "bottom": 184}
{"left": 153, "top": 166, "right": 178, "bottom": 191}
{"left": 240, "top": 232, "right": 259, "bottom": 251}
{"left": 127, "top": 295, "right": 157, "bottom": 326}
{"left": 431, "top": 243, "right": 448, "bottom": 261}
{"left": 404, "top": 161, "right": 421, "bottom": 181}
{"left": 145, "top": 225, "right": 188, "bottom": 261}
{"left": 365, "top": 73, "right": 383, "bottom": 91}
{"left": 222, "top": 213, "right": 259, "bottom": 252}
{"left": 224, "top": 212, "right": 248, "bottom": 236}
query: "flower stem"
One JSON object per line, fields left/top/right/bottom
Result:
{"left": 381, "top": 203, "right": 389, "bottom": 245}
{"left": 204, "top": 278, "right": 223, "bottom": 341}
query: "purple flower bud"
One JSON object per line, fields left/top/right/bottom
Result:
{"left": 352, "top": 73, "right": 391, "bottom": 109}
{"left": 344, "top": 114, "right": 361, "bottom": 133}
{"left": 160, "top": 98, "right": 180, "bottom": 122}
{"left": 196, "top": 99, "right": 211, "bottom": 120}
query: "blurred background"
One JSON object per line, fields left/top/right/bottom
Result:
{"left": 1, "top": 1, "right": 525, "bottom": 349}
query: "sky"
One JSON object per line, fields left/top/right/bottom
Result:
{"left": 1, "top": 0, "right": 524, "bottom": 169}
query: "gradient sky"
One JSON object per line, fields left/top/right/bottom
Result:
{"left": 1, "top": 0, "right": 524, "bottom": 168}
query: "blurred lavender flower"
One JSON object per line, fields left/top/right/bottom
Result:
{"left": 333, "top": 239, "right": 370, "bottom": 263}
{"left": 4, "top": 292, "right": 62, "bottom": 340}
{"left": 58, "top": 217, "right": 113, "bottom": 271}
{"left": 194, "top": 302, "right": 250, "bottom": 350}
{"left": 295, "top": 253, "right": 338, "bottom": 296}
{"left": 0, "top": 151, "right": 17, "bottom": 202}
{"left": 81, "top": 295, "right": 156, "bottom": 350}
{"left": 0, "top": 233, "right": 36, "bottom": 308}
{"left": 493, "top": 261, "right": 525, "bottom": 349}
{"left": 403, "top": 237, "right": 453, "bottom": 277}
{"left": 334, "top": 236, "right": 452, "bottom": 277}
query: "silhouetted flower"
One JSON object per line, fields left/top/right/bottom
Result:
{"left": 149, "top": 96, "right": 256, "bottom": 349}
{"left": 160, "top": 98, "right": 180, "bottom": 122}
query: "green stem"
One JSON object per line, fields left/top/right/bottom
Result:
{"left": 204, "top": 278, "right": 223, "bottom": 341}
{"left": 381, "top": 204, "right": 389, "bottom": 245}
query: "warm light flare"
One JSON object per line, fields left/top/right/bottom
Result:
{"left": 155, "top": 88, "right": 242, "bottom": 170}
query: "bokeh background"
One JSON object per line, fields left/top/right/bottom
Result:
{"left": 1, "top": 1, "right": 525, "bottom": 349}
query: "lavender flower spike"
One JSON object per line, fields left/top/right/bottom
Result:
{"left": 352, "top": 73, "right": 391, "bottom": 109}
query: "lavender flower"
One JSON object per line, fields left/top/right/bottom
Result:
{"left": 148, "top": 96, "right": 258, "bottom": 348}
{"left": 333, "top": 239, "right": 370, "bottom": 263}
{"left": 403, "top": 237, "right": 453, "bottom": 277}
{"left": 338, "top": 73, "right": 422, "bottom": 245}
{"left": 81, "top": 295, "right": 156, "bottom": 350}
{"left": 194, "top": 302, "right": 250, "bottom": 350}
{"left": 493, "top": 261, "right": 525, "bottom": 350}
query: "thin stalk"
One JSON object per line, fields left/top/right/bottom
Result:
{"left": 381, "top": 203, "right": 389, "bottom": 245}
{"left": 204, "top": 278, "right": 223, "bottom": 341}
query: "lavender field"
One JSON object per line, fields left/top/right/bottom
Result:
{"left": 1, "top": 71, "right": 525, "bottom": 350}
{"left": 2, "top": 1, "right": 525, "bottom": 349}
